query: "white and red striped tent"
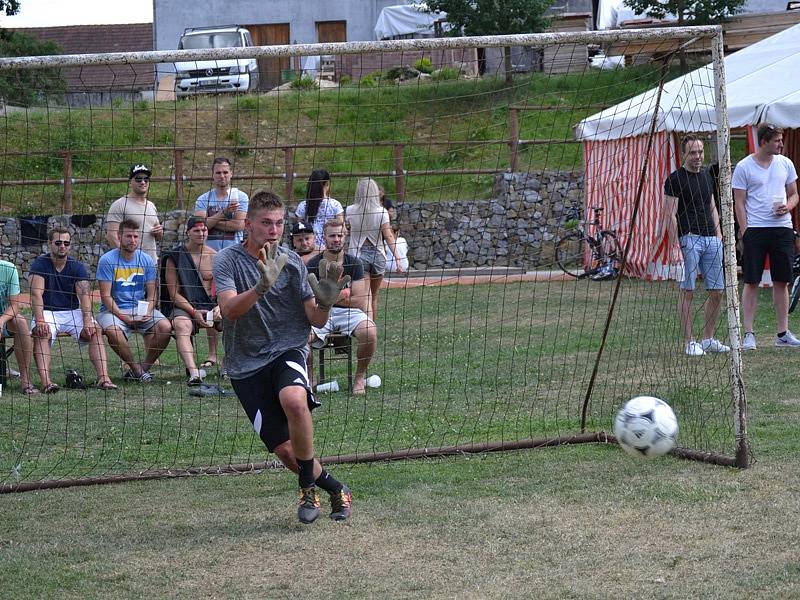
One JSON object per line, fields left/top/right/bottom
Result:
{"left": 575, "top": 22, "right": 800, "bottom": 280}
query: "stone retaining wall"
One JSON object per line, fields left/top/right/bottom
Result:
{"left": 0, "top": 170, "right": 584, "bottom": 283}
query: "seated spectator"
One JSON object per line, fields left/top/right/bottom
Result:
{"left": 0, "top": 260, "right": 35, "bottom": 394}
{"left": 379, "top": 185, "right": 396, "bottom": 222}
{"left": 384, "top": 223, "right": 409, "bottom": 273}
{"left": 30, "top": 228, "right": 116, "bottom": 393}
{"left": 294, "top": 168, "right": 343, "bottom": 250}
{"left": 97, "top": 219, "right": 172, "bottom": 383}
{"left": 290, "top": 221, "right": 319, "bottom": 265}
{"left": 307, "top": 220, "right": 377, "bottom": 395}
{"left": 160, "top": 217, "right": 219, "bottom": 385}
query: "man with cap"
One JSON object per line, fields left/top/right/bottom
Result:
{"left": 106, "top": 164, "right": 163, "bottom": 262}
{"left": 290, "top": 221, "right": 319, "bottom": 265}
{"left": 160, "top": 216, "right": 219, "bottom": 385}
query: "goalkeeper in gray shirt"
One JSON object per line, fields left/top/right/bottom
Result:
{"left": 213, "top": 190, "right": 352, "bottom": 524}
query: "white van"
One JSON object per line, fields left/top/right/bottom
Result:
{"left": 174, "top": 25, "right": 259, "bottom": 96}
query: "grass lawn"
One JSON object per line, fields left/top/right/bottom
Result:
{"left": 0, "top": 65, "right": 749, "bottom": 215}
{"left": 3, "top": 277, "right": 797, "bottom": 596}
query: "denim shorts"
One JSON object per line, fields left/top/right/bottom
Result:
{"left": 679, "top": 234, "right": 724, "bottom": 291}
{"left": 358, "top": 244, "right": 387, "bottom": 276}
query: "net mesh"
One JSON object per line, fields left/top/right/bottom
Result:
{"left": 0, "top": 28, "right": 746, "bottom": 491}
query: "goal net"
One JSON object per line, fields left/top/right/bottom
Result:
{"left": 0, "top": 25, "right": 748, "bottom": 492}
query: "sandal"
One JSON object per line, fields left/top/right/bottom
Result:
{"left": 96, "top": 380, "right": 118, "bottom": 391}
{"left": 22, "top": 384, "right": 39, "bottom": 395}
{"left": 199, "top": 359, "right": 216, "bottom": 369}
{"left": 43, "top": 383, "right": 60, "bottom": 394}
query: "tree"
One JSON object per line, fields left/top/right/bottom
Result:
{"left": 0, "top": 29, "right": 65, "bottom": 106}
{"left": 426, "top": 0, "right": 554, "bottom": 83}
{"left": 624, "top": 0, "right": 747, "bottom": 25}
{"left": 625, "top": 0, "right": 747, "bottom": 70}
{"left": 0, "top": 0, "right": 20, "bottom": 15}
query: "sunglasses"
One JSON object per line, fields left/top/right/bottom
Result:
{"left": 52, "top": 240, "right": 71, "bottom": 247}
{"left": 134, "top": 176, "right": 150, "bottom": 182}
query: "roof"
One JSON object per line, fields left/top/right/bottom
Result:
{"left": 13, "top": 23, "right": 154, "bottom": 91}
{"left": 575, "top": 22, "right": 800, "bottom": 141}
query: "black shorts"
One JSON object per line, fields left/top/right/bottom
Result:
{"left": 742, "top": 227, "right": 795, "bottom": 284}
{"left": 230, "top": 349, "right": 319, "bottom": 452}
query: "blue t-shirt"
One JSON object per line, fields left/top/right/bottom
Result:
{"left": 96, "top": 249, "right": 157, "bottom": 312}
{"left": 194, "top": 188, "right": 250, "bottom": 244}
{"left": 29, "top": 255, "right": 90, "bottom": 311}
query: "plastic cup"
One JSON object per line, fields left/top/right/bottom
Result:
{"left": 316, "top": 381, "right": 339, "bottom": 393}
{"left": 205, "top": 310, "right": 214, "bottom": 326}
{"left": 773, "top": 195, "right": 787, "bottom": 215}
{"left": 136, "top": 300, "right": 149, "bottom": 317}
{"left": 366, "top": 375, "right": 382, "bottom": 388}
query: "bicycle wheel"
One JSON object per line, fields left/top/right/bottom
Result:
{"left": 599, "top": 231, "right": 623, "bottom": 272}
{"left": 555, "top": 232, "right": 588, "bottom": 278}
{"left": 790, "top": 272, "right": 800, "bottom": 314}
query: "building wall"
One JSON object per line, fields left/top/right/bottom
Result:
{"left": 153, "top": 0, "right": 401, "bottom": 52}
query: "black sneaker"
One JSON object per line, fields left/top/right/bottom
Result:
{"left": 329, "top": 485, "right": 352, "bottom": 521}
{"left": 298, "top": 486, "right": 321, "bottom": 524}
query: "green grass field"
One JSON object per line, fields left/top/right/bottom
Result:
{"left": 0, "top": 65, "right": 748, "bottom": 216}
{"left": 1, "top": 280, "right": 798, "bottom": 597}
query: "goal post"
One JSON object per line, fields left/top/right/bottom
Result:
{"left": 0, "top": 25, "right": 749, "bottom": 493}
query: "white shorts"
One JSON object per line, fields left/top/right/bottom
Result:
{"left": 30, "top": 309, "right": 94, "bottom": 345}
{"left": 311, "top": 307, "right": 369, "bottom": 348}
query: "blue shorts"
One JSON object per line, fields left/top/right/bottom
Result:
{"left": 679, "top": 234, "right": 724, "bottom": 291}
{"left": 358, "top": 244, "right": 387, "bottom": 276}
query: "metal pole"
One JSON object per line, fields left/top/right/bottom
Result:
{"left": 509, "top": 108, "right": 519, "bottom": 172}
{"left": 284, "top": 147, "right": 295, "bottom": 203}
{"left": 61, "top": 151, "right": 72, "bottom": 214}
{"left": 394, "top": 144, "right": 405, "bottom": 201}
{"left": 174, "top": 149, "right": 185, "bottom": 210}
{"left": 711, "top": 27, "right": 750, "bottom": 468}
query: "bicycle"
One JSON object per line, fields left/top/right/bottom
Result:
{"left": 555, "top": 206, "right": 623, "bottom": 280}
{"left": 788, "top": 255, "right": 800, "bottom": 313}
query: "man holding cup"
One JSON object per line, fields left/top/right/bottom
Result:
{"left": 733, "top": 123, "right": 800, "bottom": 349}
{"left": 97, "top": 219, "right": 172, "bottom": 382}
{"left": 160, "top": 217, "right": 219, "bottom": 385}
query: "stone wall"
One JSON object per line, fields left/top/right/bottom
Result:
{"left": 0, "top": 211, "right": 191, "bottom": 290}
{"left": 0, "top": 171, "right": 584, "bottom": 284}
{"left": 399, "top": 171, "right": 584, "bottom": 270}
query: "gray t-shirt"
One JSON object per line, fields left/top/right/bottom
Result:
{"left": 213, "top": 244, "right": 313, "bottom": 379}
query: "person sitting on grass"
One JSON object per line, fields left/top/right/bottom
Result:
{"left": 30, "top": 227, "right": 117, "bottom": 393}
{"left": 0, "top": 259, "right": 36, "bottom": 395}
{"left": 160, "top": 217, "right": 219, "bottom": 386}
{"left": 97, "top": 219, "right": 172, "bottom": 383}
{"left": 307, "top": 220, "right": 377, "bottom": 396}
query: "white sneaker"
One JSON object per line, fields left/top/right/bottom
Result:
{"left": 742, "top": 332, "right": 757, "bottom": 351}
{"left": 700, "top": 338, "right": 730, "bottom": 353}
{"left": 775, "top": 330, "right": 800, "bottom": 347}
{"left": 685, "top": 341, "right": 705, "bottom": 356}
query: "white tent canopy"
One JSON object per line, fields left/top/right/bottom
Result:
{"left": 374, "top": 3, "right": 446, "bottom": 40}
{"left": 575, "top": 22, "right": 800, "bottom": 141}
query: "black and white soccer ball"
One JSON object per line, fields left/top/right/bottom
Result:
{"left": 613, "top": 396, "right": 678, "bottom": 458}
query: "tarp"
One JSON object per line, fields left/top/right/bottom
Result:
{"left": 575, "top": 21, "right": 800, "bottom": 141}
{"left": 374, "top": 4, "right": 446, "bottom": 40}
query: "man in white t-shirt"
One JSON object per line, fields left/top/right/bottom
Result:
{"left": 194, "top": 157, "right": 249, "bottom": 252}
{"left": 105, "top": 164, "right": 163, "bottom": 262}
{"left": 733, "top": 123, "right": 800, "bottom": 350}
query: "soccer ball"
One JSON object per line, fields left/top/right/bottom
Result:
{"left": 613, "top": 396, "right": 678, "bottom": 458}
